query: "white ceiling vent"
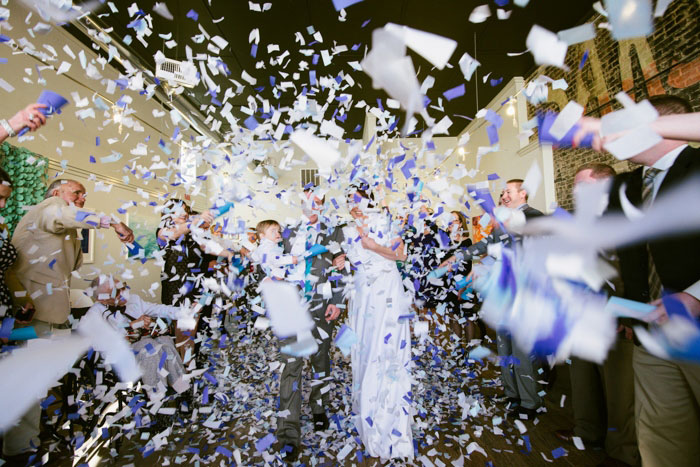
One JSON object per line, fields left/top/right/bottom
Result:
{"left": 155, "top": 58, "right": 198, "bottom": 88}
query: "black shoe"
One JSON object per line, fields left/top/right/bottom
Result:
{"left": 275, "top": 442, "right": 299, "bottom": 463}
{"left": 504, "top": 397, "right": 521, "bottom": 410}
{"left": 313, "top": 413, "right": 329, "bottom": 431}
{"left": 514, "top": 405, "right": 542, "bottom": 420}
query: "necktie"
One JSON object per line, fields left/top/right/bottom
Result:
{"left": 304, "top": 229, "right": 313, "bottom": 295}
{"left": 641, "top": 168, "right": 663, "bottom": 301}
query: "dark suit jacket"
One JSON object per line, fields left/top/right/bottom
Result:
{"left": 282, "top": 222, "right": 345, "bottom": 324}
{"left": 521, "top": 204, "right": 544, "bottom": 220}
{"left": 607, "top": 145, "right": 700, "bottom": 302}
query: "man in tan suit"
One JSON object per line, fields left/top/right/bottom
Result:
{"left": 2, "top": 179, "right": 134, "bottom": 459}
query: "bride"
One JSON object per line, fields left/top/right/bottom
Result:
{"left": 342, "top": 187, "right": 414, "bottom": 460}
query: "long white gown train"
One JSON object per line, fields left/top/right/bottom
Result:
{"left": 344, "top": 215, "right": 414, "bottom": 460}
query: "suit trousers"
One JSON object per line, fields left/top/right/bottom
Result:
{"left": 496, "top": 330, "right": 543, "bottom": 410}
{"left": 3, "top": 320, "right": 70, "bottom": 456}
{"left": 570, "top": 338, "right": 639, "bottom": 465}
{"left": 275, "top": 312, "right": 334, "bottom": 447}
{"left": 633, "top": 346, "right": 700, "bottom": 467}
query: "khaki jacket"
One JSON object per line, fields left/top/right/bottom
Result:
{"left": 8, "top": 197, "right": 102, "bottom": 324}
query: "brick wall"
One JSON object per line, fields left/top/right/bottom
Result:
{"left": 525, "top": 0, "right": 700, "bottom": 210}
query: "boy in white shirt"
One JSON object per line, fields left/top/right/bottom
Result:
{"left": 250, "top": 220, "right": 299, "bottom": 280}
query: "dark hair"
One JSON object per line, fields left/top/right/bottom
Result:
{"left": 351, "top": 189, "right": 375, "bottom": 208}
{"left": 0, "top": 167, "right": 12, "bottom": 188}
{"left": 574, "top": 162, "right": 616, "bottom": 180}
{"left": 164, "top": 199, "right": 192, "bottom": 216}
{"left": 648, "top": 95, "right": 693, "bottom": 116}
{"left": 506, "top": 179, "right": 528, "bottom": 201}
{"left": 256, "top": 219, "right": 280, "bottom": 237}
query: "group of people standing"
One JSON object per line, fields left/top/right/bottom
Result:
{"left": 1, "top": 93, "right": 700, "bottom": 467}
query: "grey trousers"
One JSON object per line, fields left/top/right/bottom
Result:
{"left": 496, "top": 330, "right": 543, "bottom": 410}
{"left": 276, "top": 314, "right": 334, "bottom": 447}
{"left": 3, "top": 320, "right": 69, "bottom": 456}
{"left": 570, "top": 337, "right": 639, "bottom": 465}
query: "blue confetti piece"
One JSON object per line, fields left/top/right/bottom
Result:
{"left": 384, "top": 333, "right": 392, "bottom": 344}
{"left": 365, "top": 416, "right": 373, "bottom": 427}
{"left": 487, "top": 173, "right": 500, "bottom": 180}
{"left": 523, "top": 434, "right": 531, "bottom": 452}
{"left": 48, "top": 258, "right": 56, "bottom": 270}
{"left": 391, "top": 428, "right": 402, "bottom": 437}
{"left": 490, "top": 77, "right": 504, "bottom": 87}
{"left": 250, "top": 43, "right": 258, "bottom": 58}
{"left": 95, "top": 136, "right": 100, "bottom": 146}
{"left": 145, "top": 343, "right": 155, "bottom": 354}
{"left": 244, "top": 115, "right": 259, "bottom": 131}
{"left": 41, "top": 395, "right": 56, "bottom": 409}
{"left": 579, "top": 49, "right": 590, "bottom": 70}
{"left": 443, "top": 83, "right": 465, "bottom": 101}
{"left": 186, "top": 9, "right": 198, "bottom": 21}
{"left": 400, "top": 159, "right": 416, "bottom": 179}
{"left": 75, "top": 211, "right": 92, "bottom": 222}
{"left": 332, "top": 0, "right": 364, "bottom": 10}
{"left": 158, "top": 351, "right": 167, "bottom": 370}
{"left": 255, "top": 433, "right": 276, "bottom": 453}
{"left": 202, "top": 386, "right": 209, "bottom": 405}
{"left": 552, "top": 447, "right": 566, "bottom": 459}
{"left": 485, "top": 109, "right": 504, "bottom": 128}
{"left": 89, "top": 155, "right": 96, "bottom": 163}
{"left": 216, "top": 446, "right": 232, "bottom": 458}
{"left": 487, "top": 125, "right": 499, "bottom": 145}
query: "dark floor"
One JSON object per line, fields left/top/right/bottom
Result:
{"left": 2, "top": 328, "right": 607, "bottom": 467}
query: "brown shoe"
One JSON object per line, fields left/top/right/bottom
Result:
{"left": 554, "top": 428, "right": 574, "bottom": 442}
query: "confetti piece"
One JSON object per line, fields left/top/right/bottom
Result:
{"left": 469, "top": 4, "right": 491, "bottom": 23}
{"left": 331, "top": 0, "right": 364, "bottom": 10}
{"left": 443, "top": 83, "right": 466, "bottom": 101}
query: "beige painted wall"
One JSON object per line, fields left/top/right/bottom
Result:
{"left": 1, "top": 3, "right": 214, "bottom": 297}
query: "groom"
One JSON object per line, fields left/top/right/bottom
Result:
{"left": 275, "top": 187, "right": 345, "bottom": 462}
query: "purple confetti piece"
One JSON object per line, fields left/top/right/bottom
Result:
{"left": 255, "top": 433, "right": 276, "bottom": 453}
{"left": 485, "top": 109, "right": 504, "bottom": 129}
{"left": 244, "top": 115, "right": 258, "bottom": 130}
{"left": 384, "top": 333, "right": 392, "bottom": 344}
{"left": 487, "top": 125, "right": 499, "bottom": 145}
{"left": 216, "top": 446, "right": 232, "bottom": 458}
{"left": 490, "top": 77, "right": 503, "bottom": 87}
{"left": 332, "top": 0, "right": 365, "bottom": 10}
{"left": 186, "top": 9, "right": 198, "bottom": 21}
{"left": 400, "top": 159, "right": 416, "bottom": 179}
{"left": 579, "top": 49, "right": 590, "bottom": 70}
{"left": 443, "top": 84, "right": 465, "bottom": 101}
{"left": 487, "top": 173, "right": 500, "bottom": 180}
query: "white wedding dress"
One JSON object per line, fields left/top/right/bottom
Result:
{"left": 343, "top": 213, "right": 414, "bottom": 460}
